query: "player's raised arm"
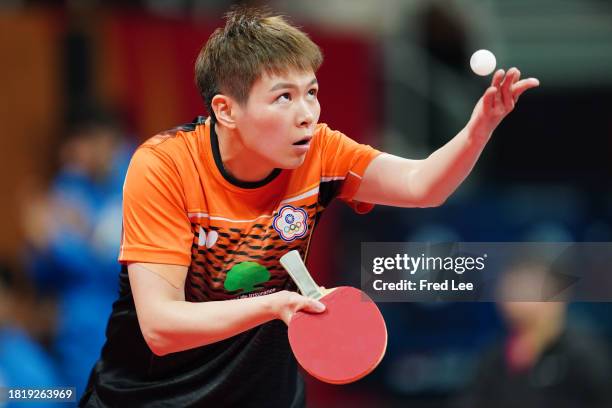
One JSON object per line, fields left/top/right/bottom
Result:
{"left": 128, "top": 262, "right": 325, "bottom": 356}
{"left": 354, "top": 68, "right": 539, "bottom": 208}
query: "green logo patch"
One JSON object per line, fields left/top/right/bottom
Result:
{"left": 224, "top": 262, "right": 271, "bottom": 294}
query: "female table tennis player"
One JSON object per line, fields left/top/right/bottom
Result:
{"left": 80, "top": 7, "right": 538, "bottom": 407}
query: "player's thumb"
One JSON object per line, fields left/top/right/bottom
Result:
{"left": 300, "top": 297, "right": 326, "bottom": 313}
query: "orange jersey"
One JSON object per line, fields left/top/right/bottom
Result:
{"left": 119, "top": 117, "right": 380, "bottom": 301}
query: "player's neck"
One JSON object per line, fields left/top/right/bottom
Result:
{"left": 214, "top": 122, "right": 276, "bottom": 183}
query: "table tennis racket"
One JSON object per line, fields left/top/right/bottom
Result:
{"left": 279, "top": 250, "right": 387, "bottom": 384}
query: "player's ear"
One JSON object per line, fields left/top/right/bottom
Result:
{"left": 211, "top": 94, "right": 237, "bottom": 129}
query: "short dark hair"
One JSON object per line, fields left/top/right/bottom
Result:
{"left": 194, "top": 7, "right": 323, "bottom": 117}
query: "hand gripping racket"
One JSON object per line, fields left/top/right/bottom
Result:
{"left": 280, "top": 250, "right": 387, "bottom": 384}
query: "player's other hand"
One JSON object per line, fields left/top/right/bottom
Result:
{"left": 470, "top": 67, "right": 539, "bottom": 139}
{"left": 274, "top": 290, "right": 326, "bottom": 325}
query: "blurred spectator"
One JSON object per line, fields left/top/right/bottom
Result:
{"left": 0, "top": 262, "right": 62, "bottom": 408}
{"left": 20, "top": 106, "right": 133, "bottom": 397}
{"left": 455, "top": 263, "right": 612, "bottom": 408}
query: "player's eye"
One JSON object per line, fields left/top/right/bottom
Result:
{"left": 308, "top": 88, "right": 318, "bottom": 97}
{"left": 276, "top": 93, "right": 291, "bottom": 103}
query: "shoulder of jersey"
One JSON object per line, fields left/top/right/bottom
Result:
{"left": 139, "top": 121, "right": 201, "bottom": 152}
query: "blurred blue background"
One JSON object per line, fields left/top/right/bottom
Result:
{"left": 1, "top": 0, "right": 612, "bottom": 407}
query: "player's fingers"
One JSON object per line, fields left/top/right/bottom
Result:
{"left": 501, "top": 68, "right": 517, "bottom": 93}
{"left": 491, "top": 69, "right": 505, "bottom": 89}
{"left": 290, "top": 293, "right": 325, "bottom": 314}
{"left": 280, "top": 292, "right": 325, "bottom": 324}
{"left": 512, "top": 78, "right": 540, "bottom": 101}
{"left": 482, "top": 86, "right": 497, "bottom": 111}
{"left": 301, "top": 298, "right": 326, "bottom": 313}
{"left": 513, "top": 68, "right": 522, "bottom": 85}
{"left": 501, "top": 67, "right": 518, "bottom": 110}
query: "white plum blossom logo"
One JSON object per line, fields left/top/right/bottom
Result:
{"left": 273, "top": 205, "right": 308, "bottom": 242}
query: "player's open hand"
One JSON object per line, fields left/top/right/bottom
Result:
{"left": 470, "top": 67, "right": 539, "bottom": 138}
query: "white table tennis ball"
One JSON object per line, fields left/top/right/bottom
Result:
{"left": 470, "top": 49, "right": 496, "bottom": 76}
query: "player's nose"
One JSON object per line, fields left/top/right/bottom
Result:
{"left": 297, "top": 100, "right": 315, "bottom": 128}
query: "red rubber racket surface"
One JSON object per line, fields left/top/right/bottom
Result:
{"left": 288, "top": 286, "right": 387, "bottom": 384}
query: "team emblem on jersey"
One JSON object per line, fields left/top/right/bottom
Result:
{"left": 273, "top": 205, "right": 308, "bottom": 242}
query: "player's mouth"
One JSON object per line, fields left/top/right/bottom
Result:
{"left": 292, "top": 136, "right": 312, "bottom": 152}
{"left": 293, "top": 135, "right": 312, "bottom": 146}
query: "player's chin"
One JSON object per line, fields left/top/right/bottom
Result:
{"left": 277, "top": 154, "right": 307, "bottom": 170}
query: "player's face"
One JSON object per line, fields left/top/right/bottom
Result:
{"left": 234, "top": 69, "right": 320, "bottom": 169}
